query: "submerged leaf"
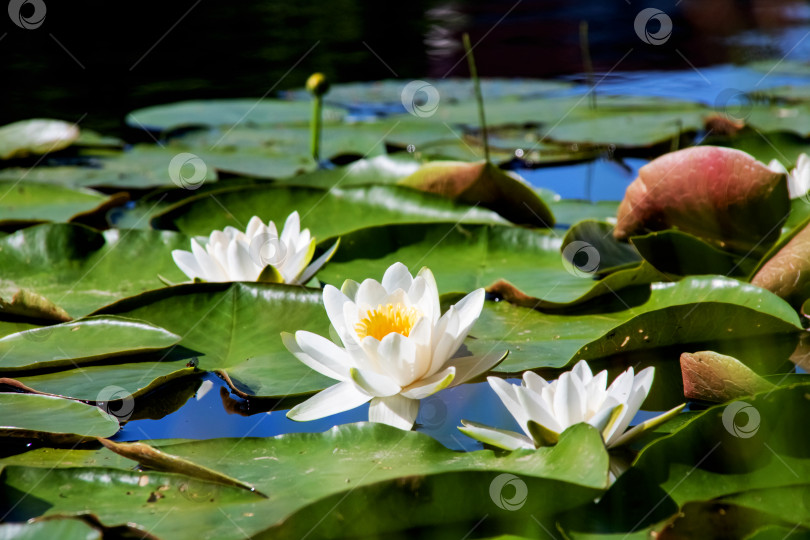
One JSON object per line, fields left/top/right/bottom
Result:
{"left": 614, "top": 146, "right": 789, "bottom": 255}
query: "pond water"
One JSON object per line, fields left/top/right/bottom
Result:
{"left": 8, "top": 0, "right": 810, "bottom": 451}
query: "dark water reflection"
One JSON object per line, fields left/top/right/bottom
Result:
{"left": 3, "top": 0, "right": 810, "bottom": 136}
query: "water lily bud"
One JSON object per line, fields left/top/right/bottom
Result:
{"left": 306, "top": 73, "right": 330, "bottom": 97}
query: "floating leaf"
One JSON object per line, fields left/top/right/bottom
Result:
{"left": 398, "top": 160, "right": 554, "bottom": 227}
{"left": 0, "top": 119, "right": 79, "bottom": 160}
{"left": 0, "top": 181, "right": 126, "bottom": 229}
{"left": 0, "top": 393, "right": 119, "bottom": 440}
{"left": 150, "top": 184, "right": 507, "bottom": 239}
{"left": 614, "top": 146, "right": 789, "bottom": 255}
{"left": 631, "top": 229, "right": 757, "bottom": 277}
{"left": 0, "top": 423, "right": 607, "bottom": 539}
{"left": 465, "top": 276, "right": 801, "bottom": 373}
{"left": 126, "top": 98, "right": 345, "bottom": 131}
{"left": 318, "top": 223, "right": 656, "bottom": 310}
{"left": 0, "top": 223, "right": 190, "bottom": 317}
{"left": 0, "top": 316, "right": 180, "bottom": 373}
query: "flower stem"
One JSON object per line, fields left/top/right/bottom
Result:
{"left": 311, "top": 94, "right": 322, "bottom": 163}
{"left": 463, "top": 32, "right": 489, "bottom": 163}
{"left": 579, "top": 21, "right": 596, "bottom": 110}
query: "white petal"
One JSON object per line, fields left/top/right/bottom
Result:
{"left": 552, "top": 372, "right": 577, "bottom": 428}
{"left": 191, "top": 239, "right": 228, "bottom": 281}
{"left": 323, "top": 285, "right": 352, "bottom": 340}
{"left": 450, "top": 288, "right": 485, "bottom": 333}
{"left": 522, "top": 371, "right": 550, "bottom": 394}
{"left": 400, "top": 366, "right": 455, "bottom": 399}
{"left": 356, "top": 279, "right": 388, "bottom": 309}
{"left": 406, "top": 316, "right": 433, "bottom": 381}
{"left": 381, "top": 262, "right": 413, "bottom": 293}
{"left": 172, "top": 249, "right": 203, "bottom": 281}
{"left": 246, "top": 216, "right": 265, "bottom": 238}
{"left": 458, "top": 420, "right": 535, "bottom": 451}
{"left": 414, "top": 267, "right": 440, "bottom": 325}
{"left": 516, "top": 386, "right": 562, "bottom": 435}
{"left": 768, "top": 158, "right": 787, "bottom": 174}
{"left": 606, "top": 368, "right": 655, "bottom": 445}
{"left": 377, "top": 332, "right": 419, "bottom": 386}
{"left": 350, "top": 367, "right": 401, "bottom": 397}
{"left": 284, "top": 331, "right": 352, "bottom": 381}
{"left": 286, "top": 381, "right": 371, "bottom": 421}
{"left": 488, "top": 377, "right": 531, "bottom": 434}
{"left": 572, "top": 360, "right": 594, "bottom": 385}
{"left": 280, "top": 211, "right": 301, "bottom": 245}
{"left": 369, "top": 395, "right": 419, "bottom": 430}
{"left": 227, "top": 240, "right": 259, "bottom": 281}
{"left": 444, "top": 351, "right": 506, "bottom": 385}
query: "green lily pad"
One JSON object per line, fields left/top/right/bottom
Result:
{"left": 630, "top": 229, "right": 758, "bottom": 277}
{"left": 0, "top": 119, "right": 79, "bottom": 160}
{"left": 0, "top": 181, "right": 123, "bottom": 227}
{"left": 466, "top": 276, "right": 801, "bottom": 373}
{"left": 150, "top": 184, "right": 508, "bottom": 239}
{"left": 0, "top": 519, "right": 102, "bottom": 540}
{"left": 0, "top": 223, "right": 190, "bottom": 317}
{"left": 284, "top": 78, "right": 575, "bottom": 105}
{"left": 0, "top": 423, "right": 608, "bottom": 539}
{"left": 126, "top": 98, "right": 345, "bottom": 131}
{"left": 7, "top": 361, "right": 197, "bottom": 402}
{"left": 94, "top": 282, "right": 334, "bottom": 397}
{"left": 0, "top": 393, "right": 119, "bottom": 439}
{"left": 0, "top": 315, "right": 181, "bottom": 373}
{"left": 568, "top": 382, "right": 810, "bottom": 536}
{"left": 0, "top": 145, "right": 219, "bottom": 190}
{"left": 318, "top": 222, "right": 653, "bottom": 310}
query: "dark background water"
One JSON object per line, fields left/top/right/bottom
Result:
{"left": 3, "top": 0, "right": 810, "bottom": 136}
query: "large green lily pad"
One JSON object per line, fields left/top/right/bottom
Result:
{"left": 0, "top": 223, "right": 190, "bottom": 317}
{"left": 150, "top": 184, "right": 508, "bottom": 239}
{"left": 466, "top": 276, "right": 801, "bottom": 373}
{"left": 0, "top": 423, "right": 608, "bottom": 539}
{"left": 0, "top": 315, "right": 180, "bottom": 373}
{"left": 94, "top": 282, "right": 334, "bottom": 397}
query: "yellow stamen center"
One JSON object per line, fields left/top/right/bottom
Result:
{"left": 355, "top": 303, "right": 421, "bottom": 340}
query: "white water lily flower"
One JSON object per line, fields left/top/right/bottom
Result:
{"left": 283, "top": 262, "right": 506, "bottom": 430}
{"left": 769, "top": 155, "right": 810, "bottom": 199}
{"left": 171, "top": 211, "right": 336, "bottom": 284}
{"left": 459, "top": 360, "right": 684, "bottom": 450}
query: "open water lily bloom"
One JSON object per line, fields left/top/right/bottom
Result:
{"left": 459, "top": 360, "right": 684, "bottom": 450}
{"left": 171, "top": 211, "right": 335, "bottom": 284}
{"left": 769, "top": 154, "right": 810, "bottom": 199}
{"left": 283, "top": 262, "right": 506, "bottom": 430}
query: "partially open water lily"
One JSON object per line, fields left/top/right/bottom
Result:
{"left": 769, "top": 154, "right": 810, "bottom": 199}
{"left": 283, "top": 262, "right": 506, "bottom": 430}
{"left": 459, "top": 360, "right": 684, "bottom": 450}
{"left": 171, "top": 211, "right": 337, "bottom": 284}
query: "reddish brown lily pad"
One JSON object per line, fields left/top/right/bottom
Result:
{"left": 613, "top": 146, "right": 788, "bottom": 254}
{"left": 680, "top": 350, "right": 773, "bottom": 403}
{"left": 752, "top": 219, "right": 810, "bottom": 308}
{"left": 398, "top": 160, "right": 554, "bottom": 227}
